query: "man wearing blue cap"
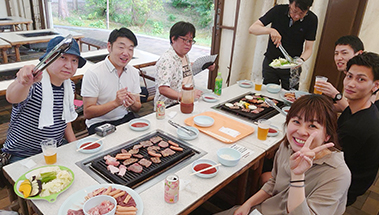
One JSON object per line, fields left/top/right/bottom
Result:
{"left": 1, "top": 36, "right": 86, "bottom": 163}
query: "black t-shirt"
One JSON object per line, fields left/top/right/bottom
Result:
{"left": 259, "top": 4, "right": 318, "bottom": 61}
{"left": 375, "top": 100, "right": 379, "bottom": 109}
{"left": 337, "top": 104, "right": 379, "bottom": 197}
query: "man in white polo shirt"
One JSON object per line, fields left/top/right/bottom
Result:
{"left": 81, "top": 27, "right": 141, "bottom": 134}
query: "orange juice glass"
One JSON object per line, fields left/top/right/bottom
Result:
{"left": 41, "top": 138, "right": 57, "bottom": 164}
{"left": 257, "top": 119, "right": 270, "bottom": 140}
{"left": 255, "top": 78, "right": 263, "bottom": 91}
{"left": 314, "top": 76, "right": 328, "bottom": 95}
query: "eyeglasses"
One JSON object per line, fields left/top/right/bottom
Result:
{"left": 179, "top": 37, "right": 196, "bottom": 45}
{"left": 289, "top": 5, "right": 308, "bottom": 18}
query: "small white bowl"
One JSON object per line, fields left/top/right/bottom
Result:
{"left": 177, "top": 126, "right": 199, "bottom": 140}
{"left": 266, "top": 84, "right": 281, "bottom": 94}
{"left": 193, "top": 116, "right": 214, "bottom": 127}
{"left": 83, "top": 195, "right": 117, "bottom": 215}
{"left": 191, "top": 159, "right": 219, "bottom": 178}
{"left": 202, "top": 93, "right": 219, "bottom": 103}
{"left": 77, "top": 137, "right": 103, "bottom": 154}
{"left": 237, "top": 80, "right": 253, "bottom": 88}
{"left": 217, "top": 148, "right": 241, "bottom": 167}
{"left": 129, "top": 118, "right": 151, "bottom": 131}
{"left": 282, "top": 106, "right": 290, "bottom": 114}
{"left": 267, "top": 125, "right": 279, "bottom": 137}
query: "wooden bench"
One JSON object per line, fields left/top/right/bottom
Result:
{"left": 80, "top": 37, "right": 107, "bottom": 52}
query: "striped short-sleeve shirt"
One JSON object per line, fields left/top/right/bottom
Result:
{"left": 3, "top": 81, "right": 74, "bottom": 157}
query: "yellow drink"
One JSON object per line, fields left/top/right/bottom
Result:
{"left": 313, "top": 83, "right": 323, "bottom": 94}
{"left": 43, "top": 148, "right": 57, "bottom": 164}
{"left": 257, "top": 126, "right": 269, "bottom": 140}
{"left": 257, "top": 119, "right": 270, "bottom": 140}
{"left": 255, "top": 83, "right": 262, "bottom": 91}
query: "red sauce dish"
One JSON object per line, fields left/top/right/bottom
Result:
{"left": 204, "top": 96, "right": 215, "bottom": 100}
{"left": 194, "top": 163, "right": 217, "bottom": 174}
{"left": 80, "top": 142, "right": 101, "bottom": 150}
{"left": 268, "top": 128, "right": 277, "bottom": 133}
{"left": 131, "top": 122, "right": 149, "bottom": 128}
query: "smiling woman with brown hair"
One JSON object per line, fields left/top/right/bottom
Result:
{"left": 215, "top": 94, "right": 351, "bottom": 215}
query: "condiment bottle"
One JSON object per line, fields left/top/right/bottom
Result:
{"left": 214, "top": 72, "right": 222, "bottom": 95}
{"left": 180, "top": 84, "right": 194, "bottom": 114}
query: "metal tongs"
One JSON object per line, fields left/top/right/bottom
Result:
{"left": 168, "top": 120, "right": 197, "bottom": 136}
{"left": 278, "top": 44, "right": 294, "bottom": 63}
{"left": 33, "top": 34, "right": 74, "bottom": 77}
{"left": 265, "top": 98, "right": 287, "bottom": 116}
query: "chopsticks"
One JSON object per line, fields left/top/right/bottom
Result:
{"left": 190, "top": 163, "right": 221, "bottom": 176}
{"left": 76, "top": 137, "right": 106, "bottom": 152}
{"left": 131, "top": 93, "right": 146, "bottom": 97}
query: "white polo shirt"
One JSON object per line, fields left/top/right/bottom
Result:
{"left": 81, "top": 56, "right": 141, "bottom": 127}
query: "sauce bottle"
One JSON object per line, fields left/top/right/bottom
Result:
{"left": 180, "top": 84, "right": 194, "bottom": 114}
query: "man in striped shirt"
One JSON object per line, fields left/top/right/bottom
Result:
{"left": 2, "top": 36, "right": 86, "bottom": 163}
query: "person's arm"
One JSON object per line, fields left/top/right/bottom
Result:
{"left": 249, "top": 20, "right": 281, "bottom": 46}
{"left": 234, "top": 190, "right": 272, "bottom": 215}
{"left": 299, "top": 40, "right": 314, "bottom": 61}
{"left": 6, "top": 65, "right": 42, "bottom": 104}
{"left": 83, "top": 96, "right": 119, "bottom": 119}
{"left": 158, "top": 86, "right": 181, "bottom": 101}
{"left": 64, "top": 122, "right": 76, "bottom": 142}
{"left": 315, "top": 81, "right": 348, "bottom": 112}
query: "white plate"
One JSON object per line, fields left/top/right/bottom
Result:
{"left": 237, "top": 80, "right": 253, "bottom": 88}
{"left": 129, "top": 118, "right": 151, "bottom": 131}
{"left": 202, "top": 93, "right": 219, "bottom": 103}
{"left": 267, "top": 125, "right": 279, "bottom": 137}
{"left": 193, "top": 116, "right": 215, "bottom": 127}
{"left": 177, "top": 126, "right": 199, "bottom": 140}
{"left": 76, "top": 137, "right": 103, "bottom": 154}
{"left": 191, "top": 159, "right": 219, "bottom": 179}
{"left": 58, "top": 184, "right": 143, "bottom": 215}
{"left": 270, "top": 63, "right": 298, "bottom": 69}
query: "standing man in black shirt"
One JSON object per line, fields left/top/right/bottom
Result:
{"left": 337, "top": 52, "right": 379, "bottom": 206}
{"left": 249, "top": 0, "right": 318, "bottom": 90}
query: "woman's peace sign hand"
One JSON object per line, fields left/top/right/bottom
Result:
{"left": 289, "top": 132, "right": 334, "bottom": 175}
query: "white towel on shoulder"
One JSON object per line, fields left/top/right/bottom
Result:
{"left": 38, "top": 70, "right": 78, "bottom": 129}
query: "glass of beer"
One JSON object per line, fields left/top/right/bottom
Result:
{"left": 314, "top": 76, "right": 328, "bottom": 94}
{"left": 255, "top": 78, "right": 263, "bottom": 91}
{"left": 41, "top": 138, "right": 57, "bottom": 164}
{"left": 257, "top": 119, "right": 271, "bottom": 141}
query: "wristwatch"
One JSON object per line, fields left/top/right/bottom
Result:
{"left": 333, "top": 93, "right": 343, "bottom": 102}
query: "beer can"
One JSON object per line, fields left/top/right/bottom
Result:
{"left": 156, "top": 101, "right": 165, "bottom": 119}
{"left": 164, "top": 174, "right": 179, "bottom": 203}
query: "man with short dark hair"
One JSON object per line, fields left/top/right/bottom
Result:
{"left": 249, "top": 0, "right": 318, "bottom": 90}
{"left": 337, "top": 52, "right": 379, "bottom": 206}
{"left": 81, "top": 27, "right": 141, "bottom": 134}
{"left": 315, "top": 35, "right": 364, "bottom": 112}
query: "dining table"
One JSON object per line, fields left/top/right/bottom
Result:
{"left": 0, "top": 38, "right": 12, "bottom": 63}
{"left": 0, "top": 28, "right": 84, "bottom": 62}
{"left": 3, "top": 83, "right": 287, "bottom": 215}
{"left": 0, "top": 16, "right": 33, "bottom": 31}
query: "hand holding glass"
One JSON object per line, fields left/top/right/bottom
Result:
{"left": 314, "top": 76, "right": 328, "bottom": 95}
{"left": 41, "top": 138, "right": 57, "bottom": 164}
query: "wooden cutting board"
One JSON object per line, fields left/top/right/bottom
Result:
{"left": 184, "top": 111, "right": 255, "bottom": 143}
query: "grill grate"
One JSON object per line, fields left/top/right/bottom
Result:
{"left": 86, "top": 131, "right": 196, "bottom": 188}
{"left": 213, "top": 92, "right": 285, "bottom": 121}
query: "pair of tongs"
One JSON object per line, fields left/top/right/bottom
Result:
{"left": 168, "top": 120, "right": 197, "bottom": 136}
{"left": 33, "top": 34, "right": 74, "bottom": 77}
{"left": 265, "top": 98, "right": 287, "bottom": 116}
{"left": 278, "top": 44, "right": 294, "bottom": 63}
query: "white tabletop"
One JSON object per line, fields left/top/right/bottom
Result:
{"left": 3, "top": 84, "right": 286, "bottom": 214}
{"left": 0, "top": 28, "right": 84, "bottom": 45}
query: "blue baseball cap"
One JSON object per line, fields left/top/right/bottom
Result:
{"left": 39, "top": 36, "right": 86, "bottom": 68}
